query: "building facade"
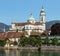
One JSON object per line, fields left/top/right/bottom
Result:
{"left": 10, "top": 7, "right": 46, "bottom": 36}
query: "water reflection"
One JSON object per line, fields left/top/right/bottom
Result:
{"left": 0, "top": 49, "right": 60, "bottom": 56}
{"left": 0, "top": 50, "right": 6, "bottom": 56}
{"left": 5, "top": 50, "right": 20, "bottom": 56}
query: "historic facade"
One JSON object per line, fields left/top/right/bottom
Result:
{"left": 0, "top": 7, "right": 48, "bottom": 47}
{"left": 10, "top": 7, "right": 46, "bottom": 36}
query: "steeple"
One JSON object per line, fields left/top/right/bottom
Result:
{"left": 40, "top": 6, "right": 46, "bottom": 23}
{"left": 30, "top": 13, "right": 33, "bottom": 18}
{"left": 41, "top": 6, "right": 45, "bottom": 13}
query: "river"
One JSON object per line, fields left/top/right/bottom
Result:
{"left": 0, "top": 49, "right": 60, "bottom": 56}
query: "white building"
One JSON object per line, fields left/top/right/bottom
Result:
{"left": 10, "top": 7, "right": 46, "bottom": 36}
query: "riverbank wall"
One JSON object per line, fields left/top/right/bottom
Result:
{"left": 0, "top": 46, "right": 60, "bottom": 51}
{"left": 41, "top": 46, "right": 60, "bottom": 51}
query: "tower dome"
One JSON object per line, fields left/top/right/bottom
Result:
{"left": 40, "top": 6, "right": 45, "bottom": 17}
{"left": 40, "top": 6, "right": 45, "bottom": 13}
{"left": 28, "top": 13, "right": 35, "bottom": 23}
{"left": 28, "top": 13, "right": 35, "bottom": 21}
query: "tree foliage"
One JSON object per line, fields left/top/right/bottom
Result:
{"left": 0, "top": 40, "right": 5, "bottom": 46}
{"left": 19, "top": 36, "right": 28, "bottom": 46}
{"left": 19, "top": 36, "right": 42, "bottom": 47}
{"left": 52, "top": 36, "right": 58, "bottom": 45}
{"left": 0, "top": 38, "right": 9, "bottom": 47}
{"left": 44, "top": 36, "right": 50, "bottom": 46}
{"left": 51, "top": 23, "right": 60, "bottom": 35}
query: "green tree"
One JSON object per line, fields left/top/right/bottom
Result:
{"left": 0, "top": 38, "right": 9, "bottom": 47}
{"left": 44, "top": 36, "right": 50, "bottom": 46}
{"left": 19, "top": 36, "right": 28, "bottom": 46}
{"left": 52, "top": 36, "right": 58, "bottom": 46}
{"left": 35, "top": 37, "right": 42, "bottom": 47}
{"left": 3, "top": 38, "right": 9, "bottom": 45}
{"left": 0, "top": 40, "right": 5, "bottom": 46}
{"left": 29, "top": 37, "right": 37, "bottom": 46}
{"left": 28, "top": 36, "right": 42, "bottom": 47}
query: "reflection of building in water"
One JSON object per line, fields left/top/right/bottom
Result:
{"left": 5, "top": 50, "right": 20, "bottom": 56}
{"left": 28, "top": 52, "right": 30, "bottom": 56}
{"left": 5, "top": 50, "right": 10, "bottom": 56}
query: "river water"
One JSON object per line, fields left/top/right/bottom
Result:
{"left": 0, "top": 49, "right": 60, "bottom": 56}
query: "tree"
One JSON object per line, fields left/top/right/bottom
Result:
{"left": 29, "top": 37, "right": 37, "bottom": 47}
{"left": 3, "top": 38, "right": 9, "bottom": 44}
{"left": 50, "top": 23, "right": 60, "bottom": 36}
{"left": 0, "top": 40, "right": 5, "bottom": 46}
{"left": 28, "top": 36, "right": 42, "bottom": 47}
{"left": 52, "top": 36, "right": 58, "bottom": 46}
{"left": 44, "top": 36, "right": 50, "bottom": 46}
{"left": 19, "top": 36, "right": 28, "bottom": 46}
{"left": 35, "top": 37, "right": 42, "bottom": 47}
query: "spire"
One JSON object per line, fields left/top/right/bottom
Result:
{"left": 30, "top": 13, "right": 33, "bottom": 18}
{"left": 41, "top": 6, "right": 45, "bottom": 13}
{"left": 42, "top": 6, "right": 44, "bottom": 9}
{"left": 29, "top": 13, "right": 35, "bottom": 20}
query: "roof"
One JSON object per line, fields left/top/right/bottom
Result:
{"left": 5, "top": 32, "right": 28, "bottom": 38}
{"left": 34, "top": 22, "right": 43, "bottom": 25}
{"left": 0, "top": 32, "right": 5, "bottom": 40}
{"left": 15, "top": 32, "right": 22, "bottom": 37}
{"left": 12, "top": 22, "right": 44, "bottom": 26}
{"left": 0, "top": 31, "right": 28, "bottom": 40}
{"left": 6, "top": 32, "right": 16, "bottom": 38}
{"left": 13, "top": 22, "right": 32, "bottom": 26}
{"left": 30, "top": 32, "right": 42, "bottom": 36}
{"left": 6, "top": 32, "right": 22, "bottom": 38}
{"left": 41, "top": 31, "right": 49, "bottom": 36}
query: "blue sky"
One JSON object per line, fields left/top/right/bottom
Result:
{"left": 0, "top": 0, "right": 60, "bottom": 25}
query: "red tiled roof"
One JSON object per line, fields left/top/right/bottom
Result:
{"left": 6, "top": 32, "right": 22, "bottom": 38}
{"left": 41, "top": 31, "right": 49, "bottom": 36}
{"left": 22, "top": 32, "right": 28, "bottom": 36}
{"left": 5, "top": 32, "right": 28, "bottom": 38}
{"left": 30, "top": 32, "right": 42, "bottom": 36}
{"left": 34, "top": 22, "right": 43, "bottom": 25}
{"left": 15, "top": 32, "right": 22, "bottom": 37}
{"left": 6, "top": 32, "right": 16, "bottom": 38}
{"left": 0, "top": 32, "right": 5, "bottom": 40}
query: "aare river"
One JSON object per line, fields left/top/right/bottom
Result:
{"left": 0, "top": 49, "right": 60, "bottom": 56}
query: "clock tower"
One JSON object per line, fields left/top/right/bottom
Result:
{"left": 40, "top": 7, "right": 46, "bottom": 23}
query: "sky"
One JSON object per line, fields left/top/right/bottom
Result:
{"left": 0, "top": 0, "right": 60, "bottom": 25}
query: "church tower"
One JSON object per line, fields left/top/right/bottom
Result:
{"left": 40, "top": 7, "right": 46, "bottom": 23}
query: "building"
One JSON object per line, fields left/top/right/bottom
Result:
{"left": 0, "top": 7, "right": 49, "bottom": 47}
{"left": 10, "top": 7, "right": 46, "bottom": 37}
